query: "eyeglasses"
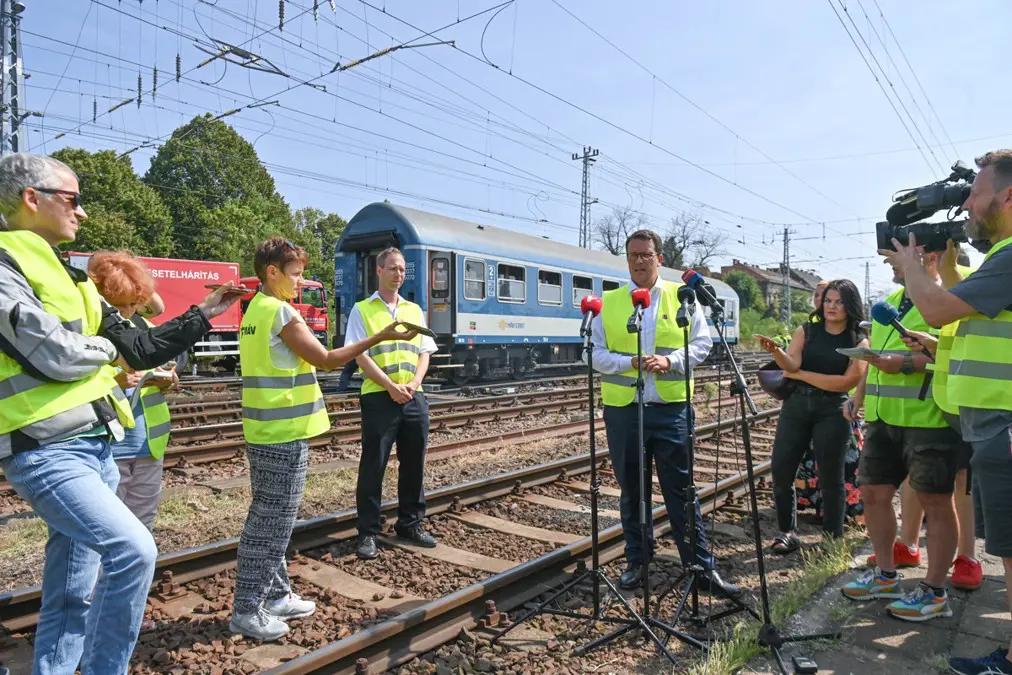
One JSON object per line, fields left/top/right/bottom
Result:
{"left": 626, "top": 252, "right": 657, "bottom": 262}
{"left": 33, "top": 187, "right": 82, "bottom": 209}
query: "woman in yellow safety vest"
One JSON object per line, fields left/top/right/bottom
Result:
{"left": 229, "top": 236, "right": 416, "bottom": 642}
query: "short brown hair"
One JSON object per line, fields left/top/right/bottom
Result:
{"left": 376, "top": 246, "right": 404, "bottom": 268}
{"left": 88, "top": 250, "right": 156, "bottom": 308}
{"left": 253, "top": 236, "right": 309, "bottom": 282}
{"left": 625, "top": 229, "right": 662, "bottom": 255}
{"left": 975, "top": 150, "right": 1012, "bottom": 187}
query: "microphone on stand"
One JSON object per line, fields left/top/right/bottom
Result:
{"left": 676, "top": 286, "right": 696, "bottom": 328}
{"left": 580, "top": 295, "right": 603, "bottom": 338}
{"left": 627, "top": 287, "right": 652, "bottom": 333}
{"left": 680, "top": 269, "right": 721, "bottom": 311}
{"left": 870, "top": 301, "right": 933, "bottom": 359}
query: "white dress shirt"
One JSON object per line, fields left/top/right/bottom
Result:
{"left": 589, "top": 278, "right": 713, "bottom": 404}
{"left": 344, "top": 291, "right": 439, "bottom": 354}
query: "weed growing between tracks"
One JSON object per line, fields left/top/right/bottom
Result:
{"left": 687, "top": 531, "right": 860, "bottom": 675}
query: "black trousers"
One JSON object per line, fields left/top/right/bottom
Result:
{"left": 603, "top": 402, "right": 715, "bottom": 569}
{"left": 771, "top": 389, "right": 850, "bottom": 538}
{"left": 356, "top": 391, "right": 429, "bottom": 536}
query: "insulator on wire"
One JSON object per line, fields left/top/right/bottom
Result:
{"left": 93, "top": 98, "right": 97, "bottom": 123}
{"left": 279, "top": 0, "right": 285, "bottom": 31}
{"left": 175, "top": 54, "right": 181, "bottom": 82}
{"left": 152, "top": 67, "right": 158, "bottom": 98}
{"left": 137, "top": 73, "right": 142, "bottom": 107}
{"left": 313, "top": 0, "right": 319, "bottom": 21}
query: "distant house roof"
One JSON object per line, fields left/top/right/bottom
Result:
{"left": 721, "top": 259, "right": 816, "bottom": 293}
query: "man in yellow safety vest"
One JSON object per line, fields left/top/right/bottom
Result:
{"left": 883, "top": 150, "right": 1012, "bottom": 675}
{"left": 590, "top": 229, "right": 739, "bottom": 597}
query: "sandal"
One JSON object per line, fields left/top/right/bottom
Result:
{"left": 771, "top": 533, "right": 801, "bottom": 555}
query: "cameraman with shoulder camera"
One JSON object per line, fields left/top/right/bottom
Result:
{"left": 882, "top": 150, "right": 1012, "bottom": 675}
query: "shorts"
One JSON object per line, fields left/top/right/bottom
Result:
{"left": 858, "top": 421, "right": 962, "bottom": 494}
{"left": 942, "top": 412, "right": 974, "bottom": 471}
{"left": 969, "top": 424, "right": 1012, "bottom": 558}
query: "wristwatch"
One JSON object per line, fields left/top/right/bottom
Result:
{"left": 901, "top": 353, "right": 914, "bottom": 375}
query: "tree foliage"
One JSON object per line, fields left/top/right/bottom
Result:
{"left": 723, "top": 270, "right": 766, "bottom": 313}
{"left": 52, "top": 148, "right": 173, "bottom": 256}
{"left": 144, "top": 114, "right": 291, "bottom": 256}
{"left": 292, "top": 207, "right": 347, "bottom": 288}
{"left": 661, "top": 213, "right": 725, "bottom": 270}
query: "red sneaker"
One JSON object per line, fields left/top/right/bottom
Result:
{"left": 867, "top": 541, "right": 921, "bottom": 568}
{"left": 951, "top": 555, "right": 983, "bottom": 590}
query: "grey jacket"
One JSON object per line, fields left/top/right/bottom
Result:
{"left": 0, "top": 250, "right": 212, "bottom": 458}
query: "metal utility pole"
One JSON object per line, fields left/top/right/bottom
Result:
{"left": 864, "top": 261, "right": 872, "bottom": 317}
{"left": 572, "top": 146, "right": 598, "bottom": 248}
{"left": 0, "top": 0, "right": 25, "bottom": 155}
{"left": 780, "top": 226, "right": 791, "bottom": 324}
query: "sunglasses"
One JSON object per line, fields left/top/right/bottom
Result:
{"left": 33, "top": 187, "right": 82, "bottom": 209}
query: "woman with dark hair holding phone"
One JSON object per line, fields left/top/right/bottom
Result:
{"left": 229, "top": 237, "right": 416, "bottom": 641}
{"left": 756, "top": 279, "right": 870, "bottom": 553}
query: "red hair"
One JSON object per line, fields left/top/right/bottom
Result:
{"left": 88, "top": 250, "right": 156, "bottom": 308}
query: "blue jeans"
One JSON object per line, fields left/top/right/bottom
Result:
{"left": 603, "top": 402, "right": 716, "bottom": 570}
{"left": 0, "top": 436, "right": 158, "bottom": 675}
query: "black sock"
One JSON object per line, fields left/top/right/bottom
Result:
{"left": 923, "top": 582, "right": 946, "bottom": 598}
{"left": 879, "top": 569, "right": 898, "bottom": 579}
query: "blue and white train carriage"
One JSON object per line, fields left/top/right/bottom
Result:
{"left": 334, "top": 203, "right": 739, "bottom": 384}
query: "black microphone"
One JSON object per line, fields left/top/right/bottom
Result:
{"left": 680, "top": 269, "right": 720, "bottom": 310}
{"left": 676, "top": 285, "right": 695, "bottom": 328}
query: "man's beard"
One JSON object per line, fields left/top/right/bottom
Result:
{"left": 966, "top": 198, "right": 1002, "bottom": 242}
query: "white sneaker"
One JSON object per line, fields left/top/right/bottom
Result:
{"left": 229, "top": 610, "right": 290, "bottom": 641}
{"left": 265, "top": 592, "right": 316, "bottom": 619}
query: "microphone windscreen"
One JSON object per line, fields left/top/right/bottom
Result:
{"left": 680, "top": 269, "right": 700, "bottom": 286}
{"left": 631, "top": 287, "right": 652, "bottom": 309}
{"left": 581, "top": 294, "right": 603, "bottom": 316}
{"left": 677, "top": 285, "right": 696, "bottom": 303}
{"left": 871, "top": 301, "right": 900, "bottom": 326}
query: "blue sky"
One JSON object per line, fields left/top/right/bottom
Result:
{"left": 18, "top": 0, "right": 1011, "bottom": 297}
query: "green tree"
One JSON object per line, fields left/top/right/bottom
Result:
{"left": 52, "top": 148, "right": 173, "bottom": 256}
{"left": 292, "top": 207, "right": 346, "bottom": 288}
{"left": 723, "top": 270, "right": 766, "bottom": 313}
{"left": 144, "top": 114, "right": 291, "bottom": 255}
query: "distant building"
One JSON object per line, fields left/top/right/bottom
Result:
{"left": 720, "top": 259, "right": 822, "bottom": 310}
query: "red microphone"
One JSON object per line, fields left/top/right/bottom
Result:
{"left": 630, "top": 287, "right": 652, "bottom": 309}
{"left": 579, "top": 295, "right": 602, "bottom": 337}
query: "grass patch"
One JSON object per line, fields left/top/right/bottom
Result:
{"left": 0, "top": 516, "right": 48, "bottom": 561}
{"left": 154, "top": 487, "right": 250, "bottom": 529}
{"left": 687, "top": 531, "right": 861, "bottom": 675}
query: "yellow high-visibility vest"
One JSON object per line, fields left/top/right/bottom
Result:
{"left": 240, "top": 293, "right": 331, "bottom": 444}
{"left": 356, "top": 297, "right": 425, "bottom": 396}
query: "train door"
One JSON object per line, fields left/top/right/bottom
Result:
{"left": 364, "top": 253, "right": 379, "bottom": 296}
{"left": 428, "top": 251, "right": 453, "bottom": 334}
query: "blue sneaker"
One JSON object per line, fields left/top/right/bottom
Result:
{"left": 886, "top": 582, "right": 952, "bottom": 622}
{"left": 841, "top": 568, "right": 903, "bottom": 601}
{"left": 950, "top": 648, "right": 1012, "bottom": 675}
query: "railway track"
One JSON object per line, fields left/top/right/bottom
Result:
{"left": 0, "top": 409, "right": 781, "bottom": 674}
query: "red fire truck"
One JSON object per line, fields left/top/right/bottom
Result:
{"left": 238, "top": 276, "right": 330, "bottom": 346}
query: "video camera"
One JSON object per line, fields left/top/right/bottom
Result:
{"left": 876, "top": 160, "right": 991, "bottom": 253}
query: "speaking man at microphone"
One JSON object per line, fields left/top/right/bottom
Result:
{"left": 880, "top": 150, "right": 1012, "bottom": 675}
{"left": 589, "top": 229, "right": 739, "bottom": 596}
{"left": 840, "top": 249, "right": 968, "bottom": 621}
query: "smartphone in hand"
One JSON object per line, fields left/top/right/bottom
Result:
{"left": 205, "top": 283, "right": 248, "bottom": 296}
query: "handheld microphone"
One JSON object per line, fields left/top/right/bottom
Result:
{"left": 676, "top": 285, "right": 695, "bottom": 328}
{"left": 680, "top": 269, "right": 720, "bottom": 311}
{"left": 871, "top": 301, "right": 933, "bottom": 360}
{"left": 579, "top": 294, "right": 602, "bottom": 338}
{"left": 627, "top": 287, "right": 651, "bottom": 333}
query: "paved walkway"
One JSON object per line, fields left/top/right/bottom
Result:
{"left": 747, "top": 539, "right": 1008, "bottom": 674}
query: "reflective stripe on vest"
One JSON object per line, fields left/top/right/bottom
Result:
{"left": 137, "top": 317, "right": 172, "bottom": 459}
{"left": 356, "top": 297, "right": 425, "bottom": 396}
{"left": 864, "top": 287, "right": 946, "bottom": 427}
{"left": 947, "top": 238, "right": 1012, "bottom": 412}
{"left": 0, "top": 230, "right": 134, "bottom": 437}
{"left": 600, "top": 280, "right": 691, "bottom": 407}
{"left": 239, "top": 293, "right": 331, "bottom": 443}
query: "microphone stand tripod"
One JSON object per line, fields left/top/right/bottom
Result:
{"left": 710, "top": 307, "right": 839, "bottom": 674}
{"left": 490, "top": 311, "right": 675, "bottom": 662}
{"left": 653, "top": 299, "right": 756, "bottom": 637}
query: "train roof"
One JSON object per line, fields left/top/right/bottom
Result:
{"left": 341, "top": 202, "right": 735, "bottom": 296}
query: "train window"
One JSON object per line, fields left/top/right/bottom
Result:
{"left": 431, "top": 258, "right": 450, "bottom": 299}
{"left": 497, "top": 264, "right": 526, "bottom": 303}
{"left": 537, "top": 270, "right": 562, "bottom": 306}
{"left": 463, "top": 258, "right": 486, "bottom": 301}
{"left": 572, "top": 275, "right": 593, "bottom": 307}
{"left": 603, "top": 280, "right": 621, "bottom": 292}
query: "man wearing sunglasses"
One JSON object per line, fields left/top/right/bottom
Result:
{"left": 0, "top": 153, "right": 240, "bottom": 675}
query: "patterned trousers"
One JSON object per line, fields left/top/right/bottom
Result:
{"left": 232, "top": 439, "right": 309, "bottom": 616}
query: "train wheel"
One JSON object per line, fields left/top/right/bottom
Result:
{"left": 451, "top": 370, "right": 472, "bottom": 386}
